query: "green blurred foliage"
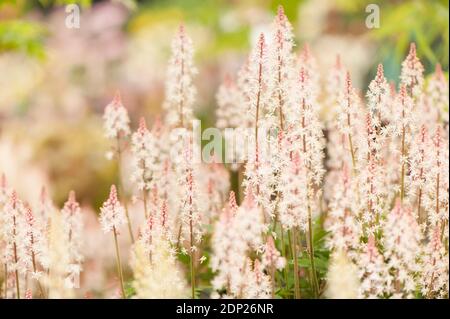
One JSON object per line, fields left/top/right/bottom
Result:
{"left": 335, "top": 0, "right": 449, "bottom": 74}
{"left": 0, "top": 20, "right": 47, "bottom": 58}
{"left": 37, "top": 0, "right": 92, "bottom": 8}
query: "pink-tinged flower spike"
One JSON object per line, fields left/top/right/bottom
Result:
{"left": 325, "top": 55, "right": 347, "bottom": 121}
{"left": 99, "top": 185, "right": 127, "bottom": 298}
{"left": 235, "top": 188, "right": 266, "bottom": 252}
{"left": 241, "top": 258, "right": 271, "bottom": 299}
{"left": 357, "top": 235, "right": 389, "bottom": 299}
{"left": 24, "top": 206, "right": 47, "bottom": 297}
{"left": 426, "top": 64, "right": 449, "bottom": 127}
{"left": 337, "top": 71, "right": 361, "bottom": 171}
{"left": 176, "top": 139, "right": 202, "bottom": 298}
{"left": 278, "top": 151, "right": 309, "bottom": 231}
{"left": 261, "top": 236, "right": 285, "bottom": 298}
{"left": 297, "top": 43, "right": 320, "bottom": 102}
{"left": 102, "top": 92, "right": 134, "bottom": 243}
{"left": 269, "top": 5, "right": 295, "bottom": 129}
{"left": 103, "top": 91, "right": 131, "bottom": 140}
{"left": 3, "top": 191, "right": 29, "bottom": 299}
{"left": 25, "top": 289, "right": 32, "bottom": 299}
{"left": 357, "top": 115, "right": 386, "bottom": 236}
{"left": 288, "top": 66, "right": 325, "bottom": 185}
{"left": 367, "top": 64, "right": 390, "bottom": 129}
{"left": 420, "top": 225, "right": 449, "bottom": 298}
{"left": 244, "top": 33, "right": 275, "bottom": 149}
{"left": 325, "top": 164, "right": 360, "bottom": 257}
{"left": 243, "top": 139, "right": 278, "bottom": 220}
{"left": 61, "top": 191, "right": 83, "bottom": 288}
{"left": 210, "top": 192, "right": 248, "bottom": 298}
{"left": 163, "top": 25, "right": 197, "bottom": 128}
{"left": 400, "top": 43, "right": 424, "bottom": 98}
{"left": 216, "top": 74, "right": 242, "bottom": 129}
{"left": 424, "top": 126, "right": 449, "bottom": 240}
{"left": 99, "top": 185, "right": 127, "bottom": 234}
{"left": 391, "top": 85, "right": 415, "bottom": 202}
{"left": 383, "top": 200, "right": 422, "bottom": 298}
{"left": 130, "top": 117, "right": 159, "bottom": 220}
{"left": 408, "top": 125, "right": 429, "bottom": 221}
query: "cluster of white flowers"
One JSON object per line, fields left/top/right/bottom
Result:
{"left": 60, "top": 191, "right": 83, "bottom": 284}
{"left": 99, "top": 185, "right": 128, "bottom": 234}
{"left": 357, "top": 236, "right": 389, "bottom": 299}
{"left": 0, "top": 175, "right": 79, "bottom": 298}
{"left": 325, "top": 41, "right": 448, "bottom": 299}
{"left": 130, "top": 117, "right": 159, "bottom": 192}
{"left": 383, "top": 201, "right": 422, "bottom": 298}
{"left": 102, "top": 92, "right": 131, "bottom": 140}
{"left": 211, "top": 191, "right": 271, "bottom": 298}
{"left": 163, "top": 25, "right": 197, "bottom": 128}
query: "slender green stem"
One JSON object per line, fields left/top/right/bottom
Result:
{"left": 31, "top": 243, "right": 46, "bottom": 298}
{"left": 270, "top": 263, "right": 276, "bottom": 299}
{"left": 289, "top": 229, "right": 300, "bottom": 299}
{"left": 280, "top": 229, "right": 289, "bottom": 288}
{"left": 113, "top": 227, "right": 126, "bottom": 299}
{"left": 307, "top": 209, "right": 319, "bottom": 298}
{"left": 116, "top": 138, "right": 135, "bottom": 244}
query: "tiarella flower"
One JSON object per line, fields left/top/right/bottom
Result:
{"left": 288, "top": 66, "right": 325, "bottom": 185}
{"left": 3, "top": 192, "right": 30, "bottom": 282}
{"left": 325, "top": 55, "right": 347, "bottom": 121}
{"left": 269, "top": 5, "right": 295, "bottom": 128}
{"left": 367, "top": 64, "right": 390, "bottom": 128}
{"left": 61, "top": 191, "right": 83, "bottom": 283}
{"left": 211, "top": 192, "right": 245, "bottom": 297}
{"left": 261, "top": 236, "right": 285, "bottom": 271}
{"left": 389, "top": 85, "right": 415, "bottom": 199}
{"left": 420, "top": 225, "right": 449, "bottom": 298}
{"left": 216, "top": 74, "right": 242, "bottom": 129}
{"left": 131, "top": 239, "right": 187, "bottom": 298}
{"left": 278, "top": 151, "right": 309, "bottom": 231}
{"left": 357, "top": 115, "right": 386, "bottom": 235}
{"left": 326, "top": 250, "right": 360, "bottom": 299}
{"left": 241, "top": 259, "right": 271, "bottom": 299}
{"left": 24, "top": 206, "right": 48, "bottom": 279}
{"left": 357, "top": 236, "right": 388, "bottom": 299}
{"left": 163, "top": 25, "right": 197, "bottom": 128}
{"left": 383, "top": 200, "right": 422, "bottom": 298}
{"left": 337, "top": 72, "right": 362, "bottom": 170}
{"left": 130, "top": 117, "right": 159, "bottom": 193}
{"left": 37, "top": 186, "right": 54, "bottom": 227}
{"left": 326, "top": 164, "right": 360, "bottom": 255}
{"left": 234, "top": 190, "right": 265, "bottom": 253}
{"left": 197, "top": 161, "right": 230, "bottom": 224}
{"left": 99, "top": 185, "right": 128, "bottom": 234}
{"left": 297, "top": 44, "right": 320, "bottom": 102}
{"left": 400, "top": 43, "right": 424, "bottom": 98}
{"left": 178, "top": 139, "right": 202, "bottom": 252}
{"left": 408, "top": 125, "right": 429, "bottom": 219}
{"left": 426, "top": 64, "right": 449, "bottom": 125}
{"left": 424, "top": 126, "right": 449, "bottom": 238}
{"left": 244, "top": 33, "right": 275, "bottom": 133}
{"left": 243, "top": 142, "right": 278, "bottom": 220}
{"left": 103, "top": 92, "right": 131, "bottom": 140}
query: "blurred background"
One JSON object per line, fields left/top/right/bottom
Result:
{"left": 0, "top": 0, "right": 448, "bottom": 209}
